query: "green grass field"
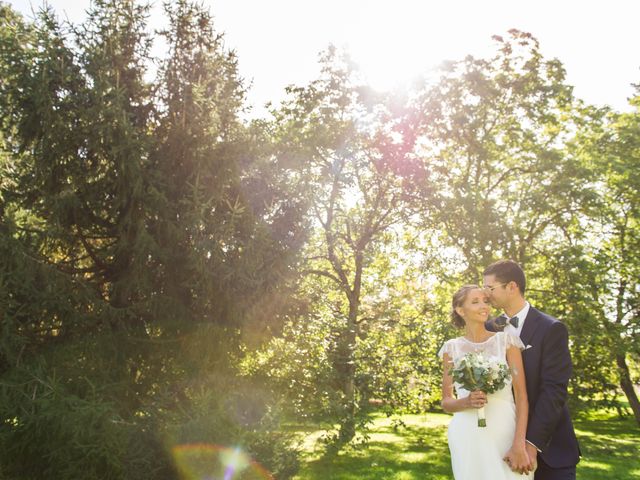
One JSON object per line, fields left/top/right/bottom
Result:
{"left": 291, "top": 411, "right": 639, "bottom": 479}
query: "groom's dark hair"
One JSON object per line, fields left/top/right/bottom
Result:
{"left": 483, "top": 260, "right": 526, "bottom": 294}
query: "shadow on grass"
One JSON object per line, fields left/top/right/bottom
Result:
{"left": 574, "top": 414, "right": 640, "bottom": 479}
{"left": 292, "top": 411, "right": 640, "bottom": 480}
{"left": 295, "top": 417, "right": 452, "bottom": 480}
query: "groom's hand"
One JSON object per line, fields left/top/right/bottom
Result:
{"left": 523, "top": 442, "right": 538, "bottom": 474}
{"left": 503, "top": 443, "right": 530, "bottom": 474}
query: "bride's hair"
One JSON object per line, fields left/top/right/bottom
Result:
{"left": 450, "top": 284, "right": 480, "bottom": 328}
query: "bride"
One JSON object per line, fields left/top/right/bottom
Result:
{"left": 438, "top": 285, "right": 535, "bottom": 479}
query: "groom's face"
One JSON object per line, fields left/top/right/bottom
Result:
{"left": 483, "top": 274, "right": 509, "bottom": 309}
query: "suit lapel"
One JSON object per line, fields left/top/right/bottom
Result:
{"left": 520, "top": 307, "right": 542, "bottom": 346}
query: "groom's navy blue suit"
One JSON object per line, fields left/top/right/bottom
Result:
{"left": 487, "top": 307, "right": 580, "bottom": 479}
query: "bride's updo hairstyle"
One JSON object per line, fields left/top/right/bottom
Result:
{"left": 450, "top": 284, "right": 480, "bottom": 328}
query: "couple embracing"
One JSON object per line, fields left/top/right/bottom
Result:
{"left": 439, "top": 260, "right": 581, "bottom": 480}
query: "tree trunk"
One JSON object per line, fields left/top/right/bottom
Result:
{"left": 338, "top": 299, "right": 358, "bottom": 443}
{"left": 612, "top": 246, "right": 640, "bottom": 425}
{"left": 338, "top": 248, "right": 363, "bottom": 444}
{"left": 616, "top": 353, "right": 640, "bottom": 426}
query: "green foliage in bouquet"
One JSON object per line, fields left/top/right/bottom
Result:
{"left": 450, "top": 352, "right": 511, "bottom": 394}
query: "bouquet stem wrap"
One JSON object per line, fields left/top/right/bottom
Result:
{"left": 477, "top": 406, "right": 486, "bottom": 427}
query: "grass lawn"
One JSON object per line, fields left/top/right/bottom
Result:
{"left": 290, "top": 411, "right": 639, "bottom": 479}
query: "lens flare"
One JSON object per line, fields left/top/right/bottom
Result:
{"left": 172, "top": 444, "right": 272, "bottom": 480}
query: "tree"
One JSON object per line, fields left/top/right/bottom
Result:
{"left": 268, "top": 47, "right": 426, "bottom": 445}
{"left": 0, "top": 2, "right": 163, "bottom": 476}
{"left": 413, "top": 30, "right": 594, "bottom": 278}
{"left": 576, "top": 92, "right": 640, "bottom": 424}
{"left": 0, "top": 1, "right": 303, "bottom": 477}
{"left": 408, "top": 30, "right": 627, "bottom": 419}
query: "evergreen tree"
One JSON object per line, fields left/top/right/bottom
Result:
{"left": 0, "top": 2, "right": 303, "bottom": 477}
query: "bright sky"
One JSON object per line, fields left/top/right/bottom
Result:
{"left": 7, "top": 0, "right": 640, "bottom": 117}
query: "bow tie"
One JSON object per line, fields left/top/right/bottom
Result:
{"left": 495, "top": 314, "right": 519, "bottom": 329}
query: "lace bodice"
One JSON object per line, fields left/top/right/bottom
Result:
{"left": 438, "top": 332, "right": 525, "bottom": 398}
{"left": 438, "top": 332, "right": 524, "bottom": 363}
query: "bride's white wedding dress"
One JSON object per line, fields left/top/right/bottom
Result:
{"left": 438, "top": 332, "right": 533, "bottom": 480}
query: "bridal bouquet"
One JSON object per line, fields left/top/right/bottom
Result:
{"left": 450, "top": 352, "right": 510, "bottom": 427}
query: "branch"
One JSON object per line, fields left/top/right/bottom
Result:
{"left": 355, "top": 315, "right": 374, "bottom": 325}
{"left": 303, "top": 269, "right": 344, "bottom": 288}
{"left": 76, "top": 227, "right": 110, "bottom": 274}
{"left": 324, "top": 158, "right": 351, "bottom": 289}
{"left": 488, "top": 166, "right": 536, "bottom": 192}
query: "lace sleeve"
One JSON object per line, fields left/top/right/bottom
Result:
{"left": 505, "top": 332, "right": 525, "bottom": 350}
{"left": 438, "top": 339, "right": 453, "bottom": 359}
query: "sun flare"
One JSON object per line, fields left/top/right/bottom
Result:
{"left": 340, "top": 2, "right": 490, "bottom": 92}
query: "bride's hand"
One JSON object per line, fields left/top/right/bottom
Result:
{"left": 503, "top": 443, "right": 532, "bottom": 475}
{"left": 466, "top": 390, "right": 487, "bottom": 409}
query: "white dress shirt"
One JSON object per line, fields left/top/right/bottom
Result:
{"left": 504, "top": 301, "right": 530, "bottom": 338}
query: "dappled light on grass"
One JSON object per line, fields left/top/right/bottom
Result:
{"left": 573, "top": 413, "right": 640, "bottom": 479}
{"left": 294, "top": 413, "right": 452, "bottom": 480}
{"left": 172, "top": 444, "right": 273, "bottom": 480}
{"left": 290, "top": 411, "right": 640, "bottom": 479}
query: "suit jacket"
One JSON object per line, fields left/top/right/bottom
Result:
{"left": 486, "top": 306, "right": 581, "bottom": 468}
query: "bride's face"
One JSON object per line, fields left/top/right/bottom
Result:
{"left": 457, "top": 289, "right": 491, "bottom": 324}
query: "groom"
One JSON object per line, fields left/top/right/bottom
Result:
{"left": 483, "top": 260, "right": 580, "bottom": 480}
